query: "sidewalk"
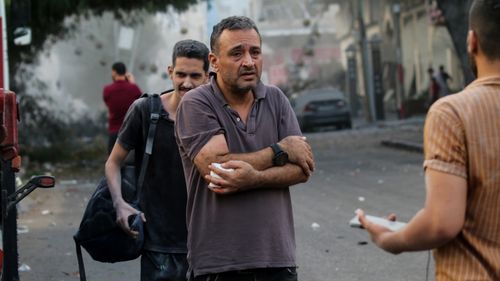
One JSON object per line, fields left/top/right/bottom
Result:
{"left": 352, "top": 113, "right": 425, "bottom": 153}
{"left": 351, "top": 112, "right": 425, "bottom": 130}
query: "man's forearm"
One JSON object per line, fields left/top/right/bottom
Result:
{"left": 196, "top": 146, "right": 274, "bottom": 176}
{"left": 105, "top": 161, "right": 126, "bottom": 208}
{"left": 254, "top": 163, "right": 308, "bottom": 189}
{"left": 381, "top": 208, "right": 456, "bottom": 254}
{"left": 225, "top": 148, "right": 274, "bottom": 171}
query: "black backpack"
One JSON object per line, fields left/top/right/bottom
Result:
{"left": 73, "top": 94, "right": 161, "bottom": 280}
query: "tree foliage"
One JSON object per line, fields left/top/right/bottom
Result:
{"left": 6, "top": 0, "right": 199, "bottom": 92}
{"left": 5, "top": 0, "right": 199, "bottom": 164}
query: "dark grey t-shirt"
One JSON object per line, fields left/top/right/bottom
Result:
{"left": 118, "top": 93, "right": 187, "bottom": 253}
{"left": 175, "top": 76, "right": 301, "bottom": 276}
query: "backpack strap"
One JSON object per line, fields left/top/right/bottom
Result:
{"left": 136, "top": 94, "right": 161, "bottom": 198}
{"left": 74, "top": 237, "right": 87, "bottom": 281}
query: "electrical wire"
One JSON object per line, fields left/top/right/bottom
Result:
{"left": 425, "top": 250, "right": 431, "bottom": 281}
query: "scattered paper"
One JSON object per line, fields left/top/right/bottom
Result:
{"left": 17, "top": 225, "right": 29, "bottom": 234}
{"left": 18, "top": 263, "right": 31, "bottom": 272}
{"left": 311, "top": 222, "right": 320, "bottom": 231}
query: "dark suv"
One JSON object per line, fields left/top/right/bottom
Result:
{"left": 291, "top": 88, "right": 352, "bottom": 132}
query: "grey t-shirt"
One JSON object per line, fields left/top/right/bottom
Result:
{"left": 175, "top": 76, "right": 301, "bottom": 276}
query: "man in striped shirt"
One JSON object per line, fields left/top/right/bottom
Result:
{"left": 357, "top": 0, "right": 500, "bottom": 280}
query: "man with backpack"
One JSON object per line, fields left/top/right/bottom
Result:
{"left": 105, "top": 39, "right": 210, "bottom": 281}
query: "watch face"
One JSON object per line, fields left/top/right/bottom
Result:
{"left": 274, "top": 152, "right": 289, "bottom": 166}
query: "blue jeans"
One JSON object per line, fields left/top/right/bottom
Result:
{"left": 192, "top": 267, "right": 298, "bottom": 281}
{"left": 141, "top": 251, "right": 188, "bottom": 281}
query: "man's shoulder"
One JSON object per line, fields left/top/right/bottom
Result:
{"left": 260, "top": 84, "right": 289, "bottom": 104}
{"left": 127, "top": 96, "right": 150, "bottom": 113}
{"left": 103, "top": 82, "right": 115, "bottom": 93}
{"left": 428, "top": 84, "right": 489, "bottom": 121}
{"left": 183, "top": 83, "right": 213, "bottom": 102}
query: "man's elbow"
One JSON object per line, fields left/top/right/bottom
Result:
{"left": 298, "top": 170, "right": 310, "bottom": 183}
{"left": 433, "top": 221, "right": 463, "bottom": 243}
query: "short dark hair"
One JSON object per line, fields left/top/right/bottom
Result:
{"left": 172, "top": 39, "right": 210, "bottom": 72}
{"left": 112, "top": 62, "right": 126, "bottom": 75}
{"left": 210, "top": 16, "right": 261, "bottom": 54}
{"left": 469, "top": 0, "right": 500, "bottom": 60}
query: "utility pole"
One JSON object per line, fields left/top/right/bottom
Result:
{"left": 356, "top": 0, "right": 375, "bottom": 122}
{"left": 393, "top": 2, "right": 405, "bottom": 118}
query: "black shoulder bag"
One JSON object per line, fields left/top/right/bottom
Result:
{"left": 73, "top": 94, "right": 161, "bottom": 281}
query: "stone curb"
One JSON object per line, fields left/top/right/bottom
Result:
{"left": 380, "top": 139, "right": 423, "bottom": 153}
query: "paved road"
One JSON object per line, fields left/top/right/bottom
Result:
{"left": 15, "top": 120, "right": 434, "bottom": 281}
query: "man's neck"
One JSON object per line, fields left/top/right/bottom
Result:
{"left": 163, "top": 91, "right": 181, "bottom": 120}
{"left": 477, "top": 57, "right": 500, "bottom": 78}
{"left": 216, "top": 78, "right": 254, "bottom": 108}
{"left": 114, "top": 76, "right": 127, "bottom": 81}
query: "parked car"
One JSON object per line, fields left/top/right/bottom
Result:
{"left": 291, "top": 88, "right": 352, "bottom": 132}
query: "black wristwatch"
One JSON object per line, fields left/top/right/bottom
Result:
{"left": 270, "top": 143, "right": 288, "bottom": 166}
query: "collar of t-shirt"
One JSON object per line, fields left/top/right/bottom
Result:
{"left": 209, "top": 74, "right": 267, "bottom": 108}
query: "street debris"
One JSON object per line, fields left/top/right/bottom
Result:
{"left": 377, "top": 179, "right": 385, "bottom": 184}
{"left": 358, "top": 196, "right": 365, "bottom": 202}
{"left": 311, "top": 222, "right": 320, "bottom": 231}
{"left": 357, "top": 241, "right": 368, "bottom": 246}
{"left": 41, "top": 209, "right": 52, "bottom": 215}
{"left": 17, "top": 225, "right": 29, "bottom": 234}
{"left": 18, "top": 263, "right": 31, "bottom": 272}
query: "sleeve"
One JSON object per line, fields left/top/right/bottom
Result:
{"left": 423, "top": 101, "right": 467, "bottom": 179}
{"left": 133, "top": 85, "right": 142, "bottom": 98}
{"left": 276, "top": 88, "right": 302, "bottom": 139}
{"left": 117, "top": 99, "right": 144, "bottom": 151}
{"left": 176, "top": 95, "right": 223, "bottom": 161}
{"left": 103, "top": 86, "right": 109, "bottom": 103}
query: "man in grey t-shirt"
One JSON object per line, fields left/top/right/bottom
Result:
{"left": 175, "top": 16, "right": 314, "bottom": 281}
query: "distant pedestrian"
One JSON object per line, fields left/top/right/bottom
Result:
{"left": 436, "top": 65, "right": 452, "bottom": 97}
{"left": 103, "top": 62, "right": 142, "bottom": 154}
{"left": 427, "top": 67, "right": 440, "bottom": 107}
{"left": 357, "top": 0, "right": 500, "bottom": 280}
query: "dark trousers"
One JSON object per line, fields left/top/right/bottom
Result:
{"left": 141, "top": 251, "right": 188, "bottom": 281}
{"left": 192, "top": 267, "right": 298, "bottom": 281}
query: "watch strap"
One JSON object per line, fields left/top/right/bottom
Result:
{"left": 270, "top": 143, "right": 282, "bottom": 155}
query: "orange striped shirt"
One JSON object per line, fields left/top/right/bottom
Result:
{"left": 423, "top": 75, "right": 500, "bottom": 281}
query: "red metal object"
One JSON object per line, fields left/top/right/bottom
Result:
{"left": 0, "top": 90, "right": 20, "bottom": 162}
{"left": 0, "top": 19, "right": 3, "bottom": 90}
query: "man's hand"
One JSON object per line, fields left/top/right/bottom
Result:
{"left": 114, "top": 201, "right": 146, "bottom": 239}
{"left": 356, "top": 209, "right": 401, "bottom": 254}
{"left": 125, "top": 73, "right": 136, "bottom": 84}
{"left": 278, "top": 136, "right": 314, "bottom": 175}
{"left": 205, "top": 160, "right": 260, "bottom": 194}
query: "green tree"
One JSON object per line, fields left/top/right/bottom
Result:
{"left": 6, "top": 0, "right": 199, "bottom": 92}
{"left": 5, "top": 0, "right": 199, "bottom": 164}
